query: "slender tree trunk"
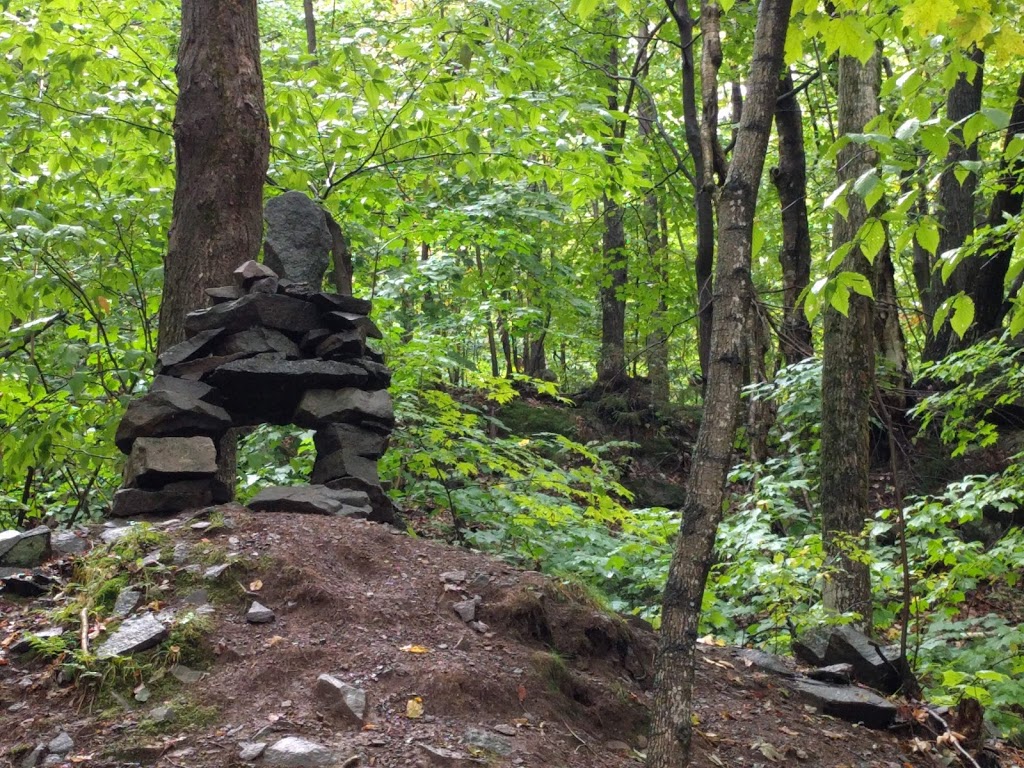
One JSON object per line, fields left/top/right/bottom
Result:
{"left": 646, "top": 0, "right": 791, "bottom": 763}
{"left": 922, "top": 49, "right": 983, "bottom": 361}
{"left": 473, "top": 245, "right": 501, "bottom": 378}
{"left": 598, "top": 33, "right": 628, "bottom": 387}
{"left": 820, "top": 47, "right": 880, "bottom": 628}
{"left": 303, "top": 0, "right": 317, "bottom": 55}
{"left": 666, "top": 0, "right": 715, "bottom": 379}
{"left": 159, "top": 0, "right": 270, "bottom": 354}
{"left": 771, "top": 69, "right": 813, "bottom": 365}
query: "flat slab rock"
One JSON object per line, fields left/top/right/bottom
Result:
{"left": 115, "top": 389, "right": 232, "bottom": 453}
{"left": 124, "top": 436, "right": 218, "bottom": 488}
{"left": 97, "top": 613, "right": 167, "bottom": 659}
{"left": 263, "top": 736, "right": 334, "bottom": 768}
{"left": 183, "top": 292, "right": 320, "bottom": 338}
{"left": 793, "top": 624, "right": 908, "bottom": 695}
{"left": 786, "top": 677, "right": 898, "bottom": 729}
{"left": 247, "top": 485, "right": 372, "bottom": 517}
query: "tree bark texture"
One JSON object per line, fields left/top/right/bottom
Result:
{"left": 303, "top": 0, "right": 317, "bottom": 55}
{"left": 922, "top": 49, "right": 983, "bottom": 361}
{"left": 771, "top": 69, "right": 813, "bottom": 365}
{"left": 820, "top": 49, "right": 879, "bottom": 628}
{"left": 667, "top": 0, "right": 715, "bottom": 379}
{"left": 645, "top": 0, "right": 791, "bottom": 763}
{"left": 158, "top": 0, "right": 270, "bottom": 354}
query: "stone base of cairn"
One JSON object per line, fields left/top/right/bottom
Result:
{"left": 112, "top": 260, "right": 399, "bottom": 525}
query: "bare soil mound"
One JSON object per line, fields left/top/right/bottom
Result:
{"left": 0, "top": 507, "right": 966, "bottom": 767}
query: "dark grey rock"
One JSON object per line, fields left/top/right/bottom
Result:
{"left": 294, "top": 388, "right": 393, "bottom": 429}
{"left": 441, "top": 571, "right": 468, "bottom": 584}
{"left": 248, "top": 485, "right": 372, "bottom": 517}
{"left": 323, "top": 311, "right": 383, "bottom": 339}
{"left": 314, "top": 424, "right": 389, "bottom": 459}
{"left": 170, "top": 664, "right": 205, "bottom": 684}
{"left": 464, "top": 728, "right": 513, "bottom": 756}
{"left": 156, "top": 328, "right": 226, "bottom": 371}
{"left": 161, "top": 351, "right": 249, "bottom": 381}
{"left": 10, "top": 626, "right": 65, "bottom": 654}
{"left": 97, "top": 614, "right": 167, "bottom": 659}
{"left": 206, "top": 285, "right": 244, "bottom": 304}
{"left": 219, "top": 327, "right": 301, "bottom": 359}
{"left": 115, "top": 390, "right": 232, "bottom": 453}
{"left": 452, "top": 600, "right": 476, "bottom": 623}
{"left": 1, "top": 571, "right": 52, "bottom": 597}
{"left": 249, "top": 276, "right": 280, "bottom": 294}
{"left": 0, "top": 527, "right": 50, "bottom": 568}
{"left": 149, "top": 705, "right": 175, "bottom": 723}
{"left": 364, "top": 345, "right": 386, "bottom": 364}
{"left": 184, "top": 293, "right": 320, "bottom": 338}
{"left": 263, "top": 191, "right": 333, "bottom": 287}
{"left": 809, "top": 663, "right": 855, "bottom": 684}
{"left": 208, "top": 359, "right": 370, "bottom": 425}
{"left": 150, "top": 375, "right": 223, "bottom": 406}
{"left": 311, "top": 451, "right": 379, "bottom": 487}
{"left": 264, "top": 736, "right": 334, "bottom": 767}
{"left": 315, "top": 674, "right": 366, "bottom": 725}
{"left": 793, "top": 625, "right": 908, "bottom": 695}
{"left": 307, "top": 291, "right": 372, "bottom": 316}
{"left": 353, "top": 359, "right": 392, "bottom": 390}
{"left": 299, "top": 327, "right": 332, "bottom": 353}
{"left": 110, "top": 480, "right": 224, "bottom": 517}
{"left": 315, "top": 331, "right": 365, "bottom": 360}
{"left": 20, "top": 745, "right": 45, "bottom": 768}
{"left": 234, "top": 259, "right": 278, "bottom": 289}
{"left": 51, "top": 530, "right": 89, "bottom": 556}
{"left": 47, "top": 732, "right": 73, "bottom": 755}
{"left": 736, "top": 648, "right": 796, "bottom": 677}
{"left": 100, "top": 526, "right": 133, "bottom": 545}
{"left": 787, "top": 678, "right": 898, "bottom": 728}
{"left": 246, "top": 601, "right": 275, "bottom": 624}
{"left": 112, "top": 587, "right": 143, "bottom": 618}
{"left": 124, "top": 436, "right": 218, "bottom": 488}
{"left": 324, "top": 477, "right": 402, "bottom": 526}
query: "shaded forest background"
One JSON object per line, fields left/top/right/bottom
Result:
{"left": 1, "top": 0, "right": 1023, "bottom": 750}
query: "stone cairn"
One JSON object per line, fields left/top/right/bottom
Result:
{"left": 112, "top": 256, "right": 398, "bottom": 525}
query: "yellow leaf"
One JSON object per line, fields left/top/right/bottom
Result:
{"left": 249, "top": 579, "right": 263, "bottom": 591}
{"left": 97, "top": 296, "right": 110, "bottom": 313}
{"left": 400, "top": 644, "right": 432, "bottom": 654}
{"left": 406, "top": 697, "right": 424, "bottom": 718}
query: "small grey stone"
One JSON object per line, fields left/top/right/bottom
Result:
{"left": 52, "top": 530, "right": 89, "bottom": 556}
{"left": 20, "top": 745, "right": 45, "bottom": 768}
{"left": 149, "top": 705, "right": 175, "bottom": 723}
{"left": 47, "top": 732, "right": 74, "bottom": 754}
{"left": 204, "top": 563, "right": 230, "bottom": 579}
{"left": 246, "top": 601, "right": 275, "bottom": 624}
{"left": 315, "top": 674, "right": 366, "bottom": 725}
{"left": 170, "top": 664, "right": 205, "bottom": 684}
{"left": 264, "top": 736, "right": 334, "bottom": 767}
{"left": 234, "top": 259, "right": 278, "bottom": 288}
{"left": 112, "top": 587, "right": 143, "bottom": 618}
{"left": 41, "top": 756, "right": 63, "bottom": 768}
{"left": 184, "top": 588, "right": 209, "bottom": 606}
{"left": 172, "top": 541, "right": 191, "bottom": 565}
{"left": 441, "top": 571, "right": 468, "bottom": 584}
{"left": 493, "top": 724, "right": 517, "bottom": 736}
{"left": 10, "top": 626, "right": 64, "bottom": 655}
{"left": 100, "top": 526, "right": 132, "bottom": 545}
{"left": 464, "top": 728, "right": 512, "bottom": 756}
{"left": 452, "top": 600, "right": 476, "bottom": 623}
{"left": 239, "top": 741, "right": 267, "bottom": 761}
{"left": 96, "top": 614, "right": 167, "bottom": 659}
{"left": 468, "top": 621, "right": 488, "bottom": 634}
{"left": 418, "top": 744, "right": 480, "bottom": 766}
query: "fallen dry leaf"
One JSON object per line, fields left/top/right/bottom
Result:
{"left": 361, "top": 723, "right": 378, "bottom": 731}
{"left": 752, "top": 740, "right": 784, "bottom": 762}
{"left": 779, "top": 726, "right": 800, "bottom": 736}
{"left": 517, "top": 684, "right": 527, "bottom": 704}
{"left": 400, "top": 644, "right": 431, "bottom": 654}
{"left": 249, "top": 579, "right": 263, "bottom": 591}
{"left": 266, "top": 635, "right": 286, "bottom": 647}
{"left": 406, "top": 697, "right": 424, "bottom": 718}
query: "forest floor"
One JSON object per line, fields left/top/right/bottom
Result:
{"left": 0, "top": 505, "right": 1000, "bottom": 768}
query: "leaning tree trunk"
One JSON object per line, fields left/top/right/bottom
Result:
{"left": 159, "top": 0, "right": 270, "bottom": 352}
{"left": 158, "top": 0, "right": 270, "bottom": 501}
{"left": 771, "top": 69, "right": 813, "bottom": 365}
{"left": 820, "top": 47, "right": 880, "bottom": 628}
{"left": 645, "top": 0, "right": 791, "bottom": 763}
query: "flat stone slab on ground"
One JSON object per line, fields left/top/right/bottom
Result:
{"left": 786, "top": 678, "right": 898, "bottom": 729}
{"left": 247, "top": 485, "right": 372, "bottom": 517}
{"left": 793, "top": 624, "right": 907, "bottom": 695}
{"left": 0, "top": 527, "right": 51, "bottom": 568}
{"left": 97, "top": 613, "right": 167, "bottom": 659}
{"left": 51, "top": 530, "right": 90, "bottom": 555}
{"left": 263, "top": 736, "right": 334, "bottom": 768}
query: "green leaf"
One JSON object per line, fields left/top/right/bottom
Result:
{"left": 920, "top": 125, "right": 950, "bottom": 158}
{"left": 916, "top": 219, "right": 940, "bottom": 255}
{"left": 575, "top": 0, "right": 601, "bottom": 21}
{"left": 859, "top": 218, "right": 886, "bottom": 262}
{"left": 949, "top": 294, "right": 975, "bottom": 338}
{"left": 942, "top": 669, "right": 971, "bottom": 687}
{"left": 895, "top": 117, "right": 920, "bottom": 141}
{"left": 838, "top": 270, "right": 873, "bottom": 298}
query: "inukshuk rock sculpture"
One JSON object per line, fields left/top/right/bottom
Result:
{"left": 111, "top": 258, "right": 398, "bottom": 525}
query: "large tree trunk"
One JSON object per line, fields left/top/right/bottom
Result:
{"left": 666, "top": 0, "right": 715, "bottom": 379}
{"left": 771, "top": 69, "right": 813, "bottom": 365}
{"left": 159, "top": 0, "right": 269, "bottom": 352}
{"left": 922, "top": 49, "right": 984, "bottom": 361}
{"left": 158, "top": 0, "right": 270, "bottom": 501}
{"left": 645, "top": 0, "right": 791, "bottom": 762}
{"left": 820, "top": 48, "right": 879, "bottom": 628}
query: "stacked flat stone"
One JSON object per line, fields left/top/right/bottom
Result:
{"left": 112, "top": 260, "right": 397, "bottom": 524}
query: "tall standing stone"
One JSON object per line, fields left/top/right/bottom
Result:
{"left": 263, "top": 192, "right": 332, "bottom": 286}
